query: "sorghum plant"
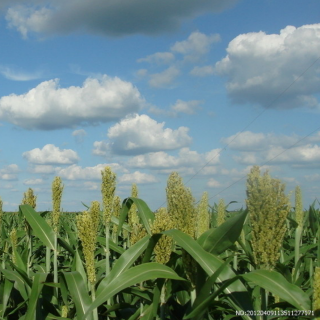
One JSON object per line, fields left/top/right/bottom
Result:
{"left": 246, "top": 166, "right": 290, "bottom": 270}
{"left": 21, "top": 188, "right": 37, "bottom": 209}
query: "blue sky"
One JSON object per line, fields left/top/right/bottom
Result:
{"left": 0, "top": 0, "right": 320, "bottom": 212}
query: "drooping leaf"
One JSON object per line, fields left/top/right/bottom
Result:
{"left": 242, "top": 270, "right": 311, "bottom": 310}
{"left": 197, "top": 209, "right": 248, "bottom": 255}
{"left": 63, "top": 271, "right": 93, "bottom": 320}
{"left": 118, "top": 197, "right": 154, "bottom": 236}
{"left": 97, "top": 235, "right": 150, "bottom": 294}
{"left": 164, "top": 229, "right": 253, "bottom": 313}
{"left": 25, "top": 273, "right": 47, "bottom": 320}
{"left": 83, "top": 263, "right": 185, "bottom": 320}
{"left": 19, "top": 205, "right": 55, "bottom": 250}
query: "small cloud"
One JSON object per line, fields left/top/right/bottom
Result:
{"left": 0, "top": 65, "right": 43, "bottom": 81}
{"left": 137, "top": 52, "right": 175, "bottom": 65}
{"left": 207, "top": 178, "right": 221, "bottom": 188}
{"left": 72, "top": 129, "right": 87, "bottom": 143}
{"left": 23, "top": 178, "right": 45, "bottom": 185}
{"left": 171, "top": 31, "right": 220, "bottom": 62}
{"left": 119, "top": 171, "right": 157, "bottom": 184}
{"left": 23, "top": 144, "right": 79, "bottom": 165}
{"left": 190, "top": 65, "right": 215, "bottom": 77}
{"left": 149, "top": 66, "right": 180, "bottom": 88}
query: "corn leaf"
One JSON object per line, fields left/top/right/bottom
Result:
{"left": 242, "top": 270, "right": 311, "bottom": 310}
{"left": 25, "top": 273, "right": 47, "bottom": 320}
{"left": 118, "top": 197, "right": 154, "bottom": 236}
{"left": 96, "top": 235, "right": 150, "bottom": 294}
{"left": 0, "top": 268, "right": 28, "bottom": 300}
{"left": 19, "top": 205, "right": 55, "bottom": 250}
{"left": 83, "top": 263, "right": 185, "bottom": 320}
{"left": 63, "top": 271, "right": 93, "bottom": 320}
{"left": 164, "top": 229, "right": 253, "bottom": 313}
{"left": 197, "top": 209, "right": 248, "bottom": 255}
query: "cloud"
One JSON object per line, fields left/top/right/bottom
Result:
{"left": 128, "top": 147, "right": 221, "bottom": 170}
{"left": 0, "top": 75, "right": 145, "bottom": 130}
{"left": 56, "top": 163, "right": 127, "bottom": 180}
{"left": 190, "top": 65, "right": 215, "bottom": 77}
{"left": 119, "top": 171, "right": 157, "bottom": 184}
{"left": 0, "top": 164, "right": 19, "bottom": 180}
{"left": 149, "top": 99, "right": 202, "bottom": 117}
{"left": 223, "top": 131, "right": 320, "bottom": 166}
{"left": 5, "top": 0, "right": 237, "bottom": 38}
{"left": 207, "top": 178, "right": 221, "bottom": 188}
{"left": 0, "top": 65, "right": 43, "bottom": 81}
{"left": 97, "top": 114, "right": 192, "bottom": 155}
{"left": 28, "top": 164, "right": 55, "bottom": 174}
{"left": 221, "top": 131, "right": 299, "bottom": 151}
{"left": 137, "top": 52, "right": 175, "bottom": 65}
{"left": 23, "top": 144, "right": 79, "bottom": 164}
{"left": 149, "top": 66, "right": 180, "bottom": 88}
{"left": 171, "top": 31, "right": 220, "bottom": 61}
{"left": 23, "top": 178, "right": 45, "bottom": 185}
{"left": 215, "top": 24, "right": 320, "bottom": 109}
{"left": 72, "top": 129, "right": 87, "bottom": 143}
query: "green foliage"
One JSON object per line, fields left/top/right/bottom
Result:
{"left": 0, "top": 167, "right": 318, "bottom": 319}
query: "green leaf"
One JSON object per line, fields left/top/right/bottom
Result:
{"left": 25, "top": 273, "right": 47, "bottom": 320}
{"left": 164, "top": 229, "right": 253, "bottom": 313}
{"left": 97, "top": 236, "right": 125, "bottom": 255}
{"left": 197, "top": 209, "right": 248, "bottom": 255}
{"left": 1, "top": 278, "right": 14, "bottom": 318}
{"left": 118, "top": 197, "right": 154, "bottom": 236}
{"left": 0, "top": 268, "right": 28, "bottom": 300}
{"left": 242, "top": 270, "right": 311, "bottom": 310}
{"left": 96, "top": 235, "right": 150, "bottom": 294}
{"left": 63, "top": 271, "right": 93, "bottom": 320}
{"left": 83, "top": 263, "right": 185, "bottom": 320}
{"left": 19, "top": 205, "right": 55, "bottom": 250}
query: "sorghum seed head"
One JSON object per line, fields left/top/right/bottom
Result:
{"left": 52, "top": 177, "right": 64, "bottom": 233}
{"left": 101, "top": 166, "right": 116, "bottom": 226}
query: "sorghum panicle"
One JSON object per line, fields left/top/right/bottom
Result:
{"left": 52, "top": 177, "right": 64, "bottom": 233}
{"left": 217, "top": 198, "right": 226, "bottom": 227}
{"left": 21, "top": 188, "right": 37, "bottom": 209}
{"left": 129, "top": 183, "right": 139, "bottom": 226}
{"left": 295, "top": 186, "right": 303, "bottom": 228}
{"left": 246, "top": 166, "right": 290, "bottom": 270}
{"left": 112, "top": 195, "right": 121, "bottom": 235}
{"left": 151, "top": 207, "right": 174, "bottom": 264}
{"left": 77, "top": 209, "right": 98, "bottom": 284}
{"left": 101, "top": 167, "right": 116, "bottom": 226}
{"left": 166, "top": 172, "right": 197, "bottom": 285}
{"left": 196, "top": 192, "right": 209, "bottom": 238}
{"left": 166, "top": 172, "right": 196, "bottom": 238}
{"left": 10, "top": 228, "right": 17, "bottom": 264}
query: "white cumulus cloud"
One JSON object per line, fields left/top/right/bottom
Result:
{"left": 0, "top": 75, "right": 145, "bottom": 130}
{"left": 171, "top": 31, "right": 220, "bottom": 61}
{"left": 119, "top": 171, "right": 158, "bottom": 184}
{"left": 23, "top": 144, "right": 79, "bottom": 165}
{"left": 128, "top": 147, "right": 221, "bottom": 170}
{"left": 94, "top": 114, "right": 192, "bottom": 156}
{"left": 56, "top": 163, "right": 127, "bottom": 180}
{"left": 215, "top": 24, "right": 320, "bottom": 109}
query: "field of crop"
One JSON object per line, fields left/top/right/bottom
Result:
{"left": 0, "top": 166, "right": 319, "bottom": 320}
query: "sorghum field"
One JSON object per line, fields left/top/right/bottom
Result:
{"left": 0, "top": 166, "right": 319, "bottom": 319}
